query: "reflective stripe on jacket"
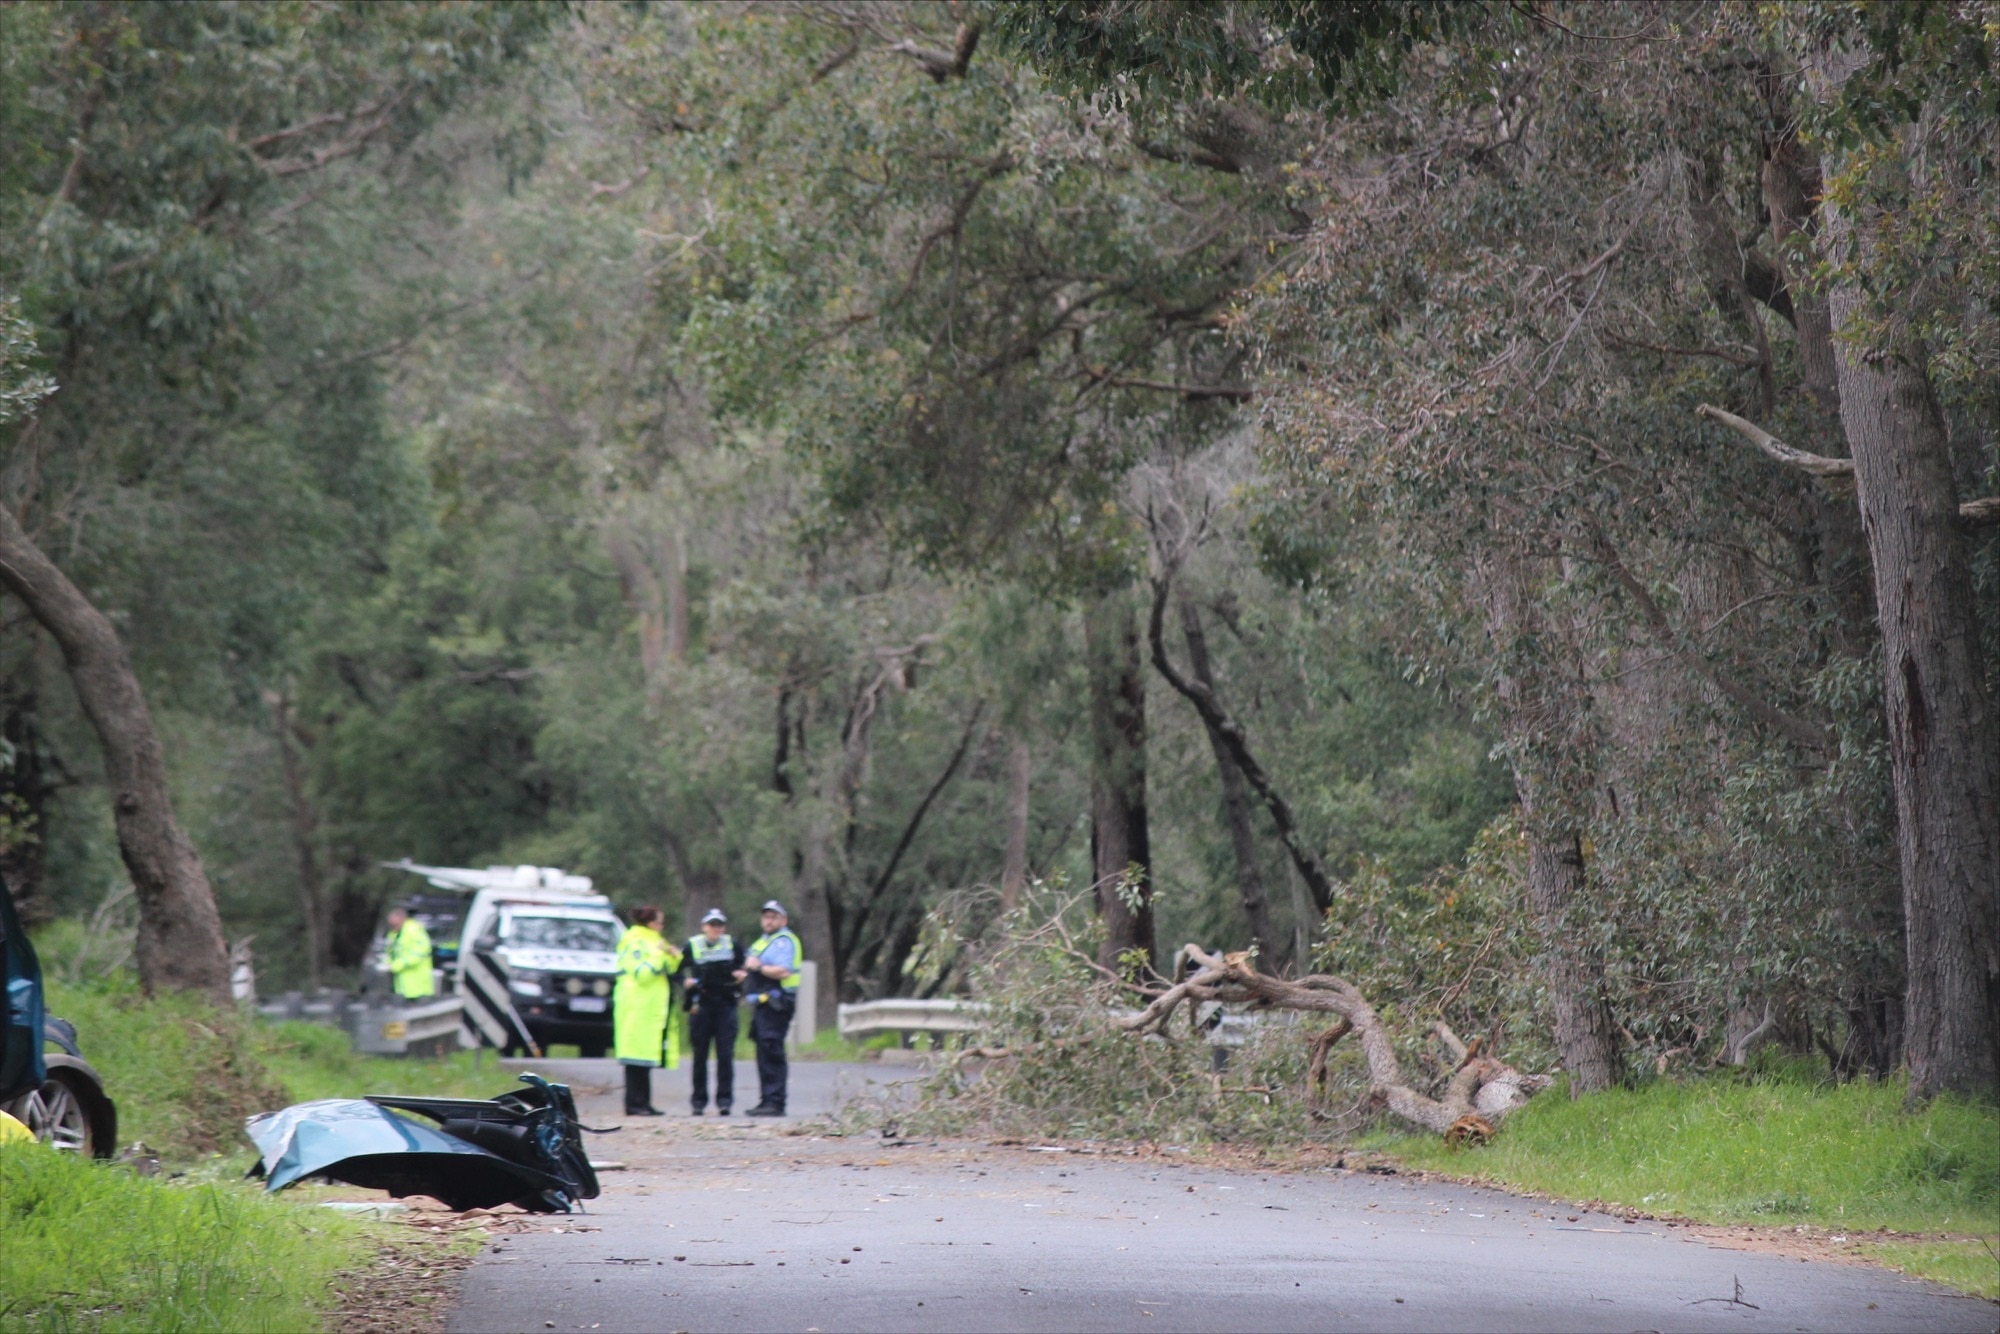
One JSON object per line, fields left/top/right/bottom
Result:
{"left": 746, "top": 928, "right": 803, "bottom": 993}
{"left": 613, "top": 924, "right": 683, "bottom": 1067}
{"left": 683, "top": 933, "right": 741, "bottom": 1005}
{"left": 388, "top": 919, "right": 435, "bottom": 999}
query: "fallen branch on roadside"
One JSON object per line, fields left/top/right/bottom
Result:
{"left": 1118, "top": 945, "right": 1551, "bottom": 1136}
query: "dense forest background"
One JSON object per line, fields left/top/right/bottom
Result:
{"left": 2, "top": 2, "right": 1994, "bottom": 1098}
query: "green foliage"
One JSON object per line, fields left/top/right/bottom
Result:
{"left": 41, "top": 972, "right": 496, "bottom": 1162}
{"left": 0, "top": 1145, "right": 375, "bottom": 1332}
{"left": 1317, "top": 818, "right": 1553, "bottom": 1070}
{"left": 897, "top": 884, "right": 1385, "bottom": 1144}
{"left": 987, "top": 0, "right": 1479, "bottom": 108}
{"left": 43, "top": 975, "right": 288, "bottom": 1159}
{"left": 0, "top": 292, "right": 51, "bottom": 424}
{"left": 626, "top": 0, "right": 1284, "bottom": 593}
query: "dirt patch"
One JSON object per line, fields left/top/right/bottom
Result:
{"left": 322, "top": 1200, "right": 591, "bottom": 1333}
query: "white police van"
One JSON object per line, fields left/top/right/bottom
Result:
{"left": 382, "top": 862, "right": 624, "bottom": 1057}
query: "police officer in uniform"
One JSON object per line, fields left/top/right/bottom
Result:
{"left": 679, "top": 908, "right": 744, "bottom": 1116}
{"left": 384, "top": 907, "right": 435, "bottom": 1002}
{"left": 734, "top": 901, "right": 801, "bottom": 1117}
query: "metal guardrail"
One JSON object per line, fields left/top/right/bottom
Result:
{"left": 258, "top": 990, "right": 468, "bottom": 1057}
{"left": 832, "top": 998, "right": 1301, "bottom": 1049}
{"left": 258, "top": 992, "right": 360, "bottom": 1026}
{"left": 836, "top": 998, "right": 989, "bottom": 1040}
{"left": 354, "top": 995, "right": 468, "bottom": 1057}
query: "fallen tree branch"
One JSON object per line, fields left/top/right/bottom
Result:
{"left": 1118, "top": 945, "right": 1548, "bottom": 1136}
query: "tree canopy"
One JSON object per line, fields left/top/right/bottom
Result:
{"left": 2, "top": 0, "right": 1992, "bottom": 1097}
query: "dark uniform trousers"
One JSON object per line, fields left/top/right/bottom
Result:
{"left": 750, "top": 995, "right": 793, "bottom": 1110}
{"left": 688, "top": 1001, "right": 737, "bottom": 1111}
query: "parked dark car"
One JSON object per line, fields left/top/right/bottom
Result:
{"left": 1, "top": 875, "right": 117, "bottom": 1157}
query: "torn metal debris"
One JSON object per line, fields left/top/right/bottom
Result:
{"left": 246, "top": 1073, "right": 602, "bottom": 1213}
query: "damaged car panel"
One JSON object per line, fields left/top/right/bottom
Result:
{"left": 367, "top": 1072, "right": 599, "bottom": 1203}
{"left": 245, "top": 1074, "right": 600, "bottom": 1213}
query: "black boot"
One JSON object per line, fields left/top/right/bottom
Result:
{"left": 624, "top": 1064, "right": 661, "bottom": 1116}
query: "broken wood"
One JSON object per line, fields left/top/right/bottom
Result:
{"left": 1118, "top": 945, "right": 1549, "bottom": 1136}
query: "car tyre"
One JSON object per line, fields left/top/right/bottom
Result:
{"left": 7, "top": 1067, "right": 115, "bottom": 1159}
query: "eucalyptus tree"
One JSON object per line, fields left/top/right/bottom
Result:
{"left": 991, "top": 0, "right": 1997, "bottom": 1096}
{"left": 1238, "top": 11, "right": 1912, "bottom": 1092}
{"left": 1761, "top": 4, "right": 2000, "bottom": 1098}
{"left": 0, "top": 1, "right": 549, "bottom": 997}
{"left": 597, "top": 1, "right": 1306, "bottom": 976}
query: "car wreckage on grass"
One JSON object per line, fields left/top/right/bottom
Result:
{"left": 245, "top": 1072, "right": 604, "bottom": 1213}
{"left": 2, "top": 874, "right": 117, "bottom": 1157}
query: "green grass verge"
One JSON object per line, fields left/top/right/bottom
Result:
{"left": 1368, "top": 1065, "right": 2000, "bottom": 1297}
{"left": 15, "top": 972, "right": 515, "bottom": 1332}
{"left": 42, "top": 974, "right": 516, "bottom": 1162}
{"left": 0, "top": 1144, "right": 375, "bottom": 1332}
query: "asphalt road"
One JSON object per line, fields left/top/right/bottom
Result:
{"left": 445, "top": 1059, "right": 1994, "bottom": 1334}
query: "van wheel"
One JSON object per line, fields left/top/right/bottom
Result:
{"left": 578, "top": 1041, "right": 607, "bottom": 1058}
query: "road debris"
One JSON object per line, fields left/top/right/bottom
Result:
{"left": 245, "top": 1073, "right": 602, "bottom": 1213}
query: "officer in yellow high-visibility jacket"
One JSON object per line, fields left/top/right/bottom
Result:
{"left": 613, "top": 906, "right": 684, "bottom": 1116}
{"left": 385, "top": 908, "right": 436, "bottom": 1001}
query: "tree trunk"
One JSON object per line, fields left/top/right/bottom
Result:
{"left": 1285, "top": 857, "right": 1313, "bottom": 974}
{"left": 606, "top": 531, "right": 668, "bottom": 685}
{"left": 1178, "top": 597, "right": 1279, "bottom": 964}
{"left": 0, "top": 680, "right": 57, "bottom": 924}
{"left": 1525, "top": 817, "right": 1623, "bottom": 1092}
{"left": 664, "top": 527, "right": 689, "bottom": 666}
{"left": 1084, "top": 585, "right": 1154, "bottom": 971}
{"left": 790, "top": 811, "right": 840, "bottom": 1013}
{"left": 1821, "top": 218, "right": 2000, "bottom": 1100}
{"left": 1000, "top": 732, "right": 1030, "bottom": 912}
{"left": 663, "top": 826, "right": 722, "bottom": 940}
{"left": 1760, "top": 125, "right": 1841, "bottom": 408}
{"left": 265, "top": 689, "right": 328, "bottom": 991}
{"left": 1477, "top": 555, "right": 1622, "bottom": 1093}
{"left": 791, "top": 644, "right": 930, "bottom": 1009}
{"left": 1144, "top": 573, "right": 1336, "bottom": 915}
{"left": 0, "top": 504, "right": 230, "bottom": 1000}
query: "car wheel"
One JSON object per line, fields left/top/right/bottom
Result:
{"left": 9, "top": 1070, "right": 102, "bottom": 1156}
{"left": 578, "top": 1041, "right": 607, "bottom": 1058}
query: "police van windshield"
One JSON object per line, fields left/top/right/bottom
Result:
{"left": 503, "top": 915, "right": 619, "bottom": 953}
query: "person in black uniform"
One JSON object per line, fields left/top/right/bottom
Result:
{"left": 679, "top": 908, "right": 744, "bottom": 1116}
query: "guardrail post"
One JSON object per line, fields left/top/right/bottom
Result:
{"left": 789, "top": 960, "right": 818, "bottom": 1049}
